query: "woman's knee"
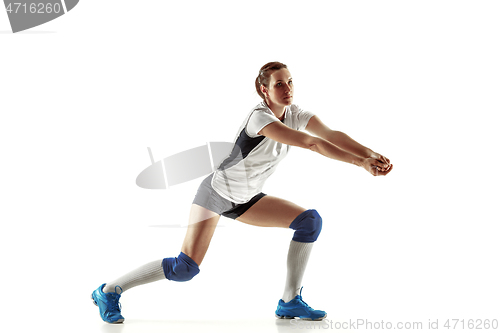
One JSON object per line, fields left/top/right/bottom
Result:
{"left": 162, "top": 252, "right": 200, "bottom": 282}
{"left": 288, "top": 209, "right": 322, "bottom": 242}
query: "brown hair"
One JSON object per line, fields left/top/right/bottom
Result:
{"left": 255, "top": 61, "right": 288, "bottom": 99}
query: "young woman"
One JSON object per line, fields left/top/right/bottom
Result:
{"left": 92, "top": 62, "right": 393, "bottom": 324}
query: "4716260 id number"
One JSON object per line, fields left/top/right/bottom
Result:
{"left": 429, "top": 319, "right": 499, "bottom": 330}
{"left": 6, "top": 2, "right": 62, "bottom": 14}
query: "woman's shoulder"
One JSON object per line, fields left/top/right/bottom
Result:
{"left": 289, "top": 104, "right": 304, "bottom": 114}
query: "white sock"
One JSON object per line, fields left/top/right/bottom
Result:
{"left": 103, "top": 259, "right": 165, "bottom": 294}
{"left": 282, "top": 240, "right": 314, "bottom": 303}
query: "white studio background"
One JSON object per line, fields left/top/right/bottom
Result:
{"left": 1, "top": 1, "right": 499, "bottom": 332}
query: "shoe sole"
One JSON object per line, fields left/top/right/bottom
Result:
{"left": 275, "top": 314, "right": 327, "bottom": 321}
{"left": 91, "top": 293, "right": 125, "bottom": 324}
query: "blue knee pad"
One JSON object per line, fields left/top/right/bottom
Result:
{"left": 289, "top": 209, "right": 322, "bottom": 243}
{"left": 162, "top": 252, "right": 200, "bottom": 282}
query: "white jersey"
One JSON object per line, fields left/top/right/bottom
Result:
{"left": 211, "top": 101, "right": 315, "bottom": 204}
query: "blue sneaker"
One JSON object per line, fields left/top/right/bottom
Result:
{"left": 275, "top": 287, "right": 327, "bottom": 321}
{"left": 91, "top": 284, "right": 125, "bottom": 324}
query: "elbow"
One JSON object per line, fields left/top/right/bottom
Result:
{"left": 309, "top": 144, "right": 320, "bottom": 153}
{"left": 304, "top": 136, "right": 322, "bottom": 152}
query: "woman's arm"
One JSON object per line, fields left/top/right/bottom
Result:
{"left": 324, "top": 132, "right": 372, "bottom": 158}
{"left": 306, "top": 115, "right": 392, "bottom": 172}
{"left": 306, "top": 116, "right": 371, "bottom": 158}
{"left": 307, "top": 136, "right": 392, "bottom": 175}
{"left": 306, "top": 116, "right": 392, "bottom": 174}
{"left": 258, "top": 121, "right": 391, "bottom": 175}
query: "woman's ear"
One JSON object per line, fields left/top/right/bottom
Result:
{"left": 260, "top": 85, "right": 268, "bottom": 97}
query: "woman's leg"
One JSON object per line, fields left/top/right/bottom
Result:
{"left": 93, "top": 204, "right": 221, "bottom": 323}
{"left": 103, "top": 204, "right": 220, "bottom": 293}
{"left": 235, "top": 195, "right": 307, "bottom": 228}
{"left": 236, "top": 196, "right": 322, "bottom": 306}
{"left": 181, "top": 204, "right": 221, "bottom": 266}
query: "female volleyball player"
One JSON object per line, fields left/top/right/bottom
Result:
{"left": 91, "top": 62, "right": 393, "bottom": 323}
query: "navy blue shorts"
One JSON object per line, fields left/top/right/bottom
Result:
{"left": 192, "top": 173, "right": 267, "bottom": 219}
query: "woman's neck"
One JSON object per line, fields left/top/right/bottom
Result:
{"left": 264, "top": 100, "right": 286, "bottom": 120}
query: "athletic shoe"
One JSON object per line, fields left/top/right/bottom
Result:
{"left": 275, "top": 287, "right": 327, "bottom": 321}
{"left": 91, "top": 283, "right": 125, "bottom": 324}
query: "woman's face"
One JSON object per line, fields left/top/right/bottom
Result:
{"left": 262, "top": 68, "right": 294, "bottom": 107}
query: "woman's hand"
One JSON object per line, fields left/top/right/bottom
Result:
{"left": 370, "top": 151, "right": 390, "bottom": 166}
{"left": 362, "top": 152, "right": 393, "bottom": 176}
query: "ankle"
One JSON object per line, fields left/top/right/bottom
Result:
{"left": 282, "top": 287, "right": 301, "bottom": 303}
{"left": 103, "top": 284, "right": 122, "bottom": 294}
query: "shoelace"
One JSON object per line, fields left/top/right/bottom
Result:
{"left": 105, "top": 292, "right": 122, "bottom": 316}
{"left": 297, "top": 296, "right": 314, "bottom": 310}
{"left": 297, "top": 287, "right": 314, "bottom": 310}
